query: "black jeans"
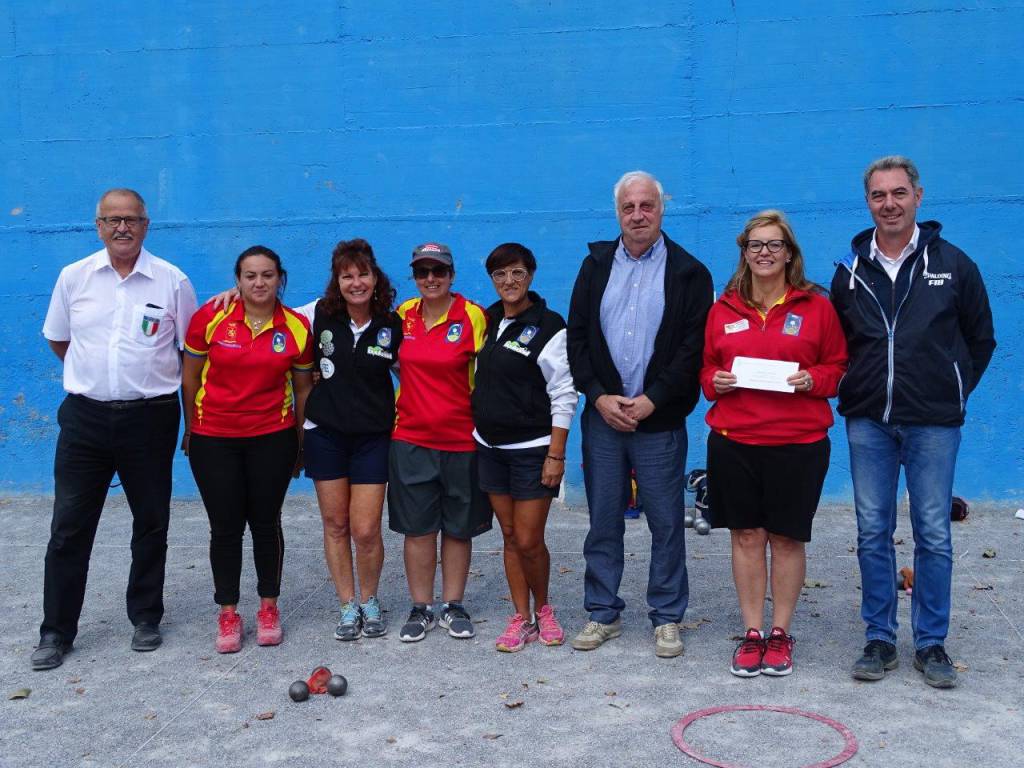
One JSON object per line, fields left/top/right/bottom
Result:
{"left": 188, "top": 428, "right": 298, "bottom": 606}
{"left": 41, "top": 394, "right": 181, "bottom": 644}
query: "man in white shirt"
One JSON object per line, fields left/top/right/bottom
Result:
{"left": 32, "top": 189, "right": 198, "bottom": 670}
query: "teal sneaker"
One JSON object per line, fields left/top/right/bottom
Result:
{"left": 360, "top": 596, "right": 388, "bottom": 638}
{"left": 334, "top": 601, "right": 362, "bottom": 641}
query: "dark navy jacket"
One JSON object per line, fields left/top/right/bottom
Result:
{"left": 830, "top": 220, "right": 995, "bottom": 426}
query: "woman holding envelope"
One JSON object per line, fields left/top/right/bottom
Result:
{"left": 700, "top": 210, "right": 847, "bottom": 679}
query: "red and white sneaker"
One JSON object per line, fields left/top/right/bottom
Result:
{"left": 495, "top": 614, "right": 539, "bottom": 653}
{"left": 256, "top": 604, "right": 283, "bottom": 646}
{"left": 216, "top": 609, "right": 243, "bottom": 654}
{"left": 761, "top": 626, "right": 795, "bottom": 676}
{"left": 730, "top": 628, "right": 764, "bottom": 677}
{"left": 536, "top": 604, "right": 564, "bottom": 646}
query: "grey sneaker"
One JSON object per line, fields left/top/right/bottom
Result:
{"left": 571, "top": 617, "right": 623, "bottom": 650}
{"left": 852, "top": 639, "right": 898, "bottom": 680}
{"left": 399, "top": 605, "right": 436, "bottom": 642}
{"left": 654, "top": 622, "right": 684, "bottom": 658}
{"left": 360, "top": 596, "right": 387, "bottom": 638}
{"left": 334, "top": 601, "right": 362, "bottom": 641}
{"left": 914, "top": 644, "right": 958, "bottom": 688}
{"left": 439, "top": 602, "right": 475, "bottom": 638}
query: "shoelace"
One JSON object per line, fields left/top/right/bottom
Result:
{"left": 340, "top": 603, "right": 360, "bottom": 624}
{"left": 766, "top": 631, "right": 794, "bottom": 651}
{"left": 409, "top": 606, "right": 431, "bottom": 625}
{"left": 361, "top": 599, "right": 381, "bottom": 621}
{"left": 445, "top": 603, "right": 470, "bottom": 621}
{"left": 738, "top": 635, "right": 763, "bottom": 655}
{"left": 658, "top": 623, "right": 680, "bottom": 641}
{"left": 258, "top": 607, "right": 278, "bottom": 628}
{"left": 864, "top": 639, "right": 890, "bottom": 657}
{"left": 537, "top": 608, "right": 558, "bottom": 631}
{"left": 219, "top": 612, "right": 240, "bottom": 632}
{"left": 921, "top": 646, "right": 951, "bottom": 665}
{"left": 581, "top": 620, "right": 605, "bottom": 635}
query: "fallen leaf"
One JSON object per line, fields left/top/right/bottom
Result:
{"left": 679, "top": 617, "right": 711, "bottom": 630}
{"left": 75, "top": 687, "right": 86, "bottom": 695}
{"left": 536, "top": 677, "right": 548, "bottom": 684}
{"left": 504, "top": 699, "right": 524, "bottom": 709}
{"left": 68, "top": 676, "right": 81, "bottom": 684}
{"left": 255, "top": 711, "right": 275, "bottom": 721}
{"left": 605, "top": 691, "right": 617, "bottom": 697}
{"left": 483, "top": 733, "right": 503, "bottom": 740}
{"left": 847, "top": 546, "right": 855, "bottom": 553}
{"left": 953, "top": 661, "right": 968, "bottom": 672}
{"left": 973, "top": 584, "right": 994, "bottom": 591}
{"left": 693, "top": 554, "right": 705, "bottom": 560}
{"left": 386, "top": 736, "right": 397, "bottom": 744}
{"left": 803, "top": 579, "right": 830, "bottom": 588}
{"left": 982, "top": 549, "right": 997, "bottom": 559}
{"left": 499, "top": 692, "right": 509, "bottom": 700}
{"left": 894, "top": 538, "right": 904, "bottom": 545}
{"left": 144, "top": 712, "right": 157, "bottom": 721}
{"left": 558, "top": 566, "right": 573, "bottom": 574}
{"left": 8, "top": 688, "right": 31, "bottom": 700}
{"left": 521, "top": 682, "right": 529, "bottom": 690}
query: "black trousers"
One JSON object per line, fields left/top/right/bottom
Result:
{"left": 188, "top": 428, "right": 298, "bottom": 606}
{"left": 41, "top": 394, "right": 181, "bottom": 644}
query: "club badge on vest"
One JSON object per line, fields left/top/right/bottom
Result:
{"left": 320, "top": 358, "right": 336, "bottom": 378}
{"left": 272, "top": 332, "right": 287, "bottom": 353}
{"left": 446, "top": 323, "right": 463, "bottom": 343}
{"left": 502, "top": 325, "right": 537, "bottom": 357}
{"left": 377, "top": 328, "right": 392, "bottom": 348}
{"left": 218, "top": 322, "right": 242, "bottom": 348}
{"left": 782, "top": 313, "right": 803, "bottom": 336}
{"left": 319, "top": 329, "right": 335, "bottom": 356}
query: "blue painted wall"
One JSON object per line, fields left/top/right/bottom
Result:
{"left": 2, "top": 2, "right": 1021, "bottom": 501}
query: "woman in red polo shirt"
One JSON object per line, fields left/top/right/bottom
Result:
{"left": 182, "top": 246, "right": 313, "bottom": 653}
{"left": 388, "top": 243, "right": 492, "bottom": 643}
{"left": 701, "top": 210, "right": 847, "bottom": 679}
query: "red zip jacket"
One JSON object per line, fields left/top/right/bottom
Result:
{"left": 700, "top": 288, "right": 848, "bottom": 446}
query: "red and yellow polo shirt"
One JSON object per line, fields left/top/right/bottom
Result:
{"left": 184, "top": 300, "right": 313, "bottom": 438}
{"left": 393, "top": 293, "right": 487, "bottom": 451}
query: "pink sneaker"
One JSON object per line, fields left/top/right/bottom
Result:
{"left": 536, "top": 604, "right": 564, "bottom": 646}
{"left": 216, "top": 609, "right": 243, "bottom": 654}
{"left": 256, "top": 604, "right": 283, "bottom": 646}
{"left": 495, "top": 614, "right": 539, "bottom": 653}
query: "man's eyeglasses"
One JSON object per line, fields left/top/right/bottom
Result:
{"left": 744, "top": 239, "right": 787, "bottom": 254}
{"left": 413, "top": 265, "right": 451, "bottom": 280}
{"left": 490, "top": 268, "right": 529, "bottom": 283}
{"left": 98, "top": 216, "right": 147, "bottom": 229}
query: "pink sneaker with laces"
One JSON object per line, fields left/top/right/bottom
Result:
{"left": 256, "top": 604, "right": 283, "bottom": 646}
{"left": 495, "top": 613, "right": 539, "bottom": 653}
{"left": 536, "top": 604, "right": 564, "bottom": 646}
{"left": 216, "top": 609, "right": 243, "bottom": 654}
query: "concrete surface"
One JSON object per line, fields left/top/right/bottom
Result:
{"left": 1, "top": 493, "right": 1021, "bottom": 767}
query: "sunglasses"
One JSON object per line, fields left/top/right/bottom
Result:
{"left": 413, "top": 265, "right": 452, "bottom": 280}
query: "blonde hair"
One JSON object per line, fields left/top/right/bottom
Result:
{"left": 725, "top": 209, "right": 820, "bottom": 303}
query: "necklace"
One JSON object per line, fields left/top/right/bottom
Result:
{"left": 247, "top": 314, "right": 272, "bottom": 333}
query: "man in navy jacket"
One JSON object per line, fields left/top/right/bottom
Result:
{"left": 567, "top": 170, "right": 713, "bottom": 658}
{"left": 831, "top": 156, "right": 995, "bottom": 688}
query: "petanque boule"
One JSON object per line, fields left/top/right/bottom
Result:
{"left": 327, "top": 674, "right": 348, "bottom": 697}
{"left": 288, "top": 680, "right": 310, "bottom": 702}
{"left": 683, "top": 511, "right": 695, "bottom": 528}
{"left": 694, "top": 517, "right": 711, "bottom": 535}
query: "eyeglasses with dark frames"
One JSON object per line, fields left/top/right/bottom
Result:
{"left": 744, "top": 239, "right": 787, "bottom": 254}
{"left": 98, "top": 216, "right": 147, "bottom": 229}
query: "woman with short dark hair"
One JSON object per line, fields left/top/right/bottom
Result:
{"left": 473, "top": 242, "right": 578, "bottom": 652}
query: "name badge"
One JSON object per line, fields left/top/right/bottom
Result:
{"left": 724, "top": 319, "right": 749, "bottom": 334}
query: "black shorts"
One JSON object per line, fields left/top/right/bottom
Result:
{"left": 387, "top": 440, "right": 493, "bottom": 539}
{"left": 476, "top": 442, "right": 557, "bottom": 500}
{"left": 706, "top": 431, "right": 830, "bottom": 542}
{"left": 303, "top": 426, "right": 390, "bottom": 484}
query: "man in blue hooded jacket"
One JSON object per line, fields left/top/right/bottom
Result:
{"left": 831, "top": 156, "right": 995, "bottom": 688}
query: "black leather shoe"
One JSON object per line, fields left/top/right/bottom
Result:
{"left": 31, "top": 632, "right": 71, "bottom": 671}
{"left": 851, "top": 639, "right": 898, "bottom": 680}
{"left": 131, "top": 622, "right": 162, "bottom": 652}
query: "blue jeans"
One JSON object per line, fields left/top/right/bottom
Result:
{"left": 581, "top": 405, "right": 688, "bottom": 627}
{"left": 846, "top": 418, "right": 960, "bottom": 650}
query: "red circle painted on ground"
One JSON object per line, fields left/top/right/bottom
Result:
{"left": 670, "top": 705, "right": 858, "bottom": 768}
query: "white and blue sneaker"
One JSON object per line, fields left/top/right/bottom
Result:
{"left": 334, "top": 601, "right": 362, "bottom": 641}
{"left": 360, "top": 596, "right": 387, "bottom": 638}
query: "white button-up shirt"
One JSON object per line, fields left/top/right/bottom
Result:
{"left": 870, "top": 225, "right": 920, "bottom": 282}
{"left": 43, "top": 247, "right": 198, "bottom": 401}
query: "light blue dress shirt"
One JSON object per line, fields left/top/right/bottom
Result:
{"left": 599, "top": 235, "right": 666, "bottom": 397}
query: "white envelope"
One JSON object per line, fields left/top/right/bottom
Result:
{"left": 731, "top": 356, "right": 798, "bottom": 393}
